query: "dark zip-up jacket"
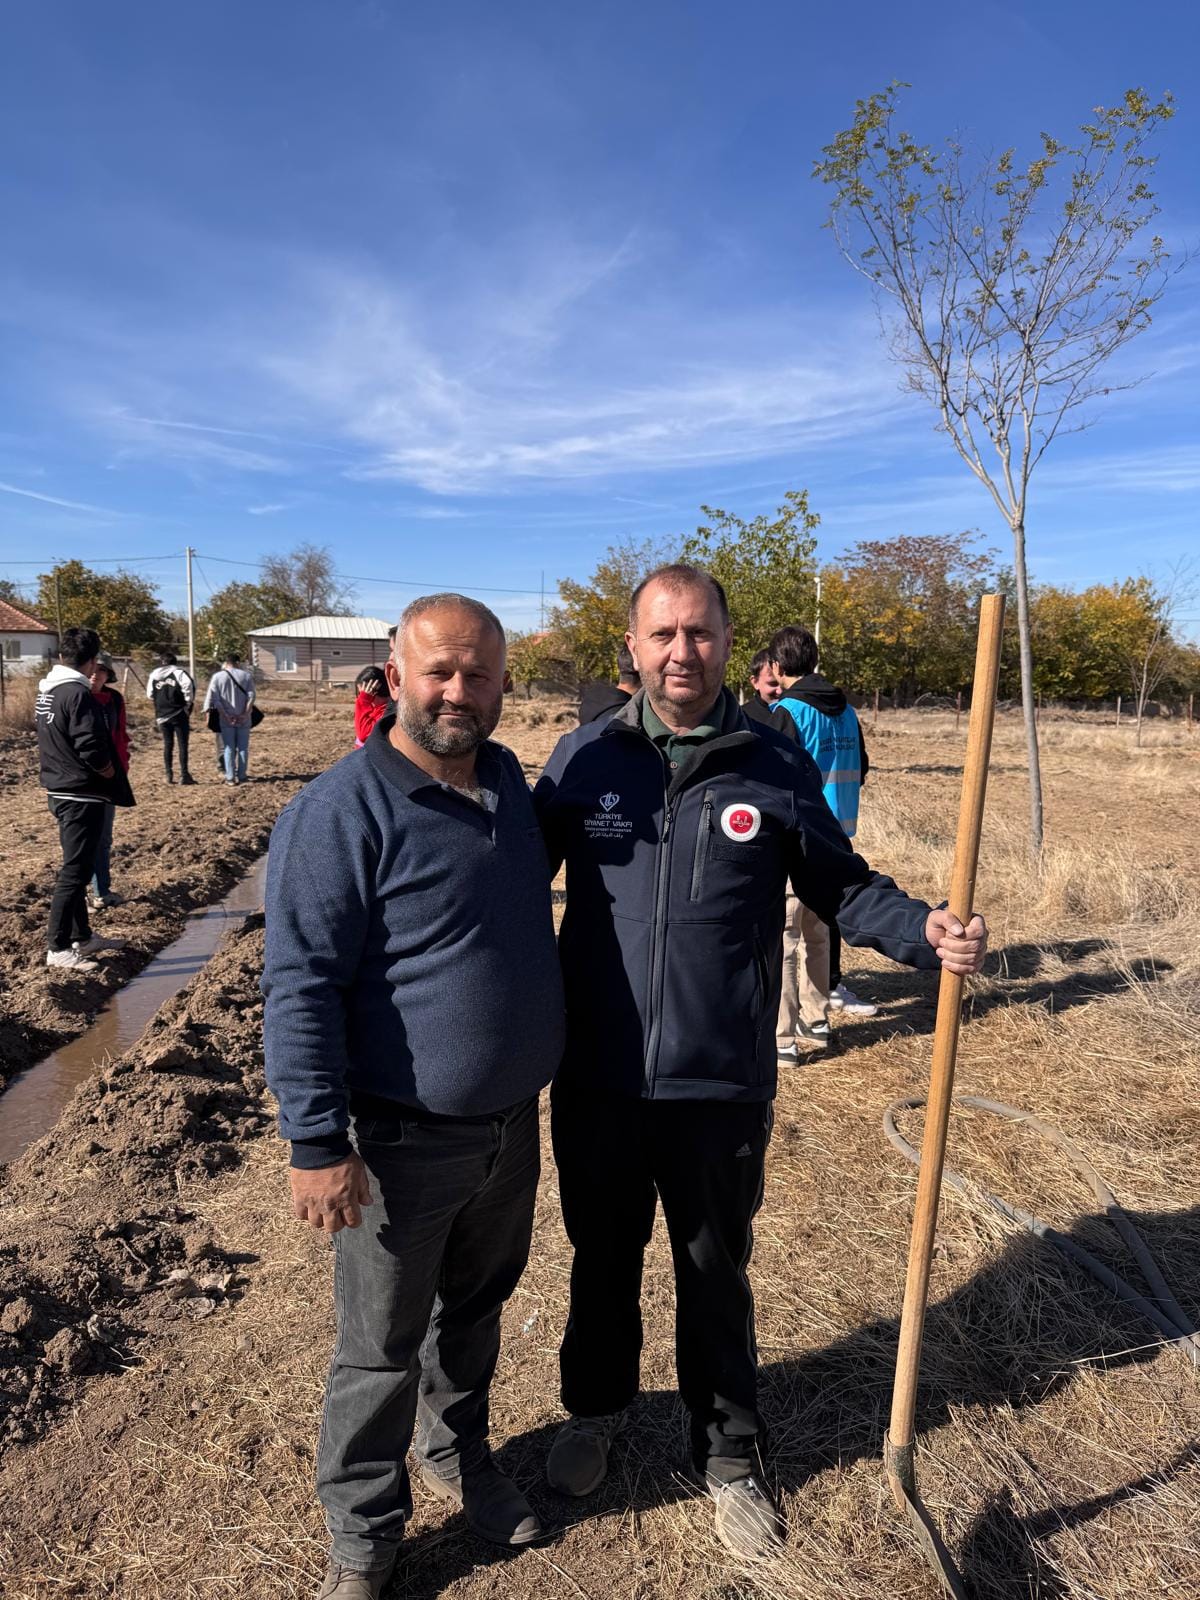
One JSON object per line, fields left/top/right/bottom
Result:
{"left": 35, "top": 665, "right": 135, "bottom": 807}
{"left": 577, "top": 680, "right": 633, "bottom": 724}
{"left": 534, "top": 689, "right": 935, "bottom": 1103}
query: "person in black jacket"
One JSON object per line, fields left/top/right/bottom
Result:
{"left": 145, "top": 651, "right": 196, "bottom": 784}
{"left": 35, "top": 627, "right": 134, "bottom": 971}
{"left": 576, "top": 643, "right": 641, "bottom": 725}
{"left": 533, "top": 565, "right": 987, "bottom": 1561}
{"left": 741, "top": 649, "right": 798, "bottom": 741}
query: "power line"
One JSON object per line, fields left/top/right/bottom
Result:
{"left": 195, "top": 551, "right": 554, "bottom": 597}
{"left": 0, "top": 552, "right": 184, "bottom": 567}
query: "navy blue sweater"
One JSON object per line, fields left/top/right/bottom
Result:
{"left": 263, "top": 718, "right": 566, "bottom": 1166}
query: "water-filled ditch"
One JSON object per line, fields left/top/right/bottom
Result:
{"left": 0, "top": 854, "right": 269, "bottom": 1167}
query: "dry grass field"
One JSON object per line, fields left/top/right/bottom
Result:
{"left": 0, "top": 698, "right": 1197, "bottom": 1600}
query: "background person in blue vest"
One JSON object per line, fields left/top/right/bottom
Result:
{"left": 770, "top": 625, "right": 878, "bottom": 1038}
{"left": 534, "top": 565, "right": 987, "bottom": 1563}
{"left": 263, "top": 594, "right": 566, "bottom": 1600}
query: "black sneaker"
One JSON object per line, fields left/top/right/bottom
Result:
{"left": 180, "top": 773, "right": 197, "bottom": 786}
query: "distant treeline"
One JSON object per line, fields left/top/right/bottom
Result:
{"left": 507, "top": 509, "right": 1199, "bottom": 710}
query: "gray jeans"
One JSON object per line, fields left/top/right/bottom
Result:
{"left": 317, "top": 1094, "right": 540, "bottom": 1572}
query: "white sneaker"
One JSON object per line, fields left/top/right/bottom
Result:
{"left": 828, "top": 984, "right": 877, "bottom": 1017}
{"left": 72, "top": 935, "right": 125, "bottom": 956}
{"left": 47, "top": 947, "right": 98, "bottom": 971}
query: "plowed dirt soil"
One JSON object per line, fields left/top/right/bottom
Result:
{"left": 0, "top": 702, "right": 1197, "bottom": 1600}
{"left": 0, "top": 697, "right": 352, "bottom": 1084}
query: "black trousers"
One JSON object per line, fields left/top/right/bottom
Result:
{"left": 551, "top": 1083, "right": 772, "bottom": 1482}
{"left": 46, "top": 796, "right": 106, "bottom": 950}
{"left": 160, "top": 717, "right": 190, "bottom": 778}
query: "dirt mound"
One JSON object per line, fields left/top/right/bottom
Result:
{"left": 0, "top": 917, "right": 271, "bottom": 1453}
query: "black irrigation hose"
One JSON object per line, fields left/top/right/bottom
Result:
{"left": 883, "top": 1095, "right": 1200, "bottom": 1368}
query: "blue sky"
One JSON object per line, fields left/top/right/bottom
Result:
{"left": 1, "top": 0, "right": 1197, "bottom": 633}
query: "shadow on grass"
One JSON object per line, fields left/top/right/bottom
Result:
{"left": 832, "top": 938, "right": 1173, "bottom": 1052}
{"left": 385, "top": 1205, "right": 1200, "bottom": 1598}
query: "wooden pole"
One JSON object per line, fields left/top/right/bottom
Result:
{"left": 955, "top": 689, "right": 962, "bottom": 733}
{"left": 1116, "top": 695, "right": 1121, "bottom": 728}
{"left": 886, "top": 593, "right": 1005, "bottom": 1500}
{"left": 185, "top": 547, "right": 197, "bottom": 686}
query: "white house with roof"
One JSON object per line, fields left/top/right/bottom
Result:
{"left": 0, "top": 600, "right": 58, "bottom": 670}
{"left": 246, "top": 615, "right": 393, "bottom": 684}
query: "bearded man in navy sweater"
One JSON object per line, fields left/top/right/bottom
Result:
{"left": 534, "top": 566, "right": 987, "bottom": 1563}
{"left": 263, "top": 595, "right": 566, "bottom": 1600}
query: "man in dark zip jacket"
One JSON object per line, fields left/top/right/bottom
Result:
{"left": 533, "top": 565, "right": 987, "bottom": 1561}
{"left": 35, "top": 626, "right": 134, "bottom": 971}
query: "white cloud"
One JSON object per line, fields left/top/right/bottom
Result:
{"left": 246, "top": 501, "right": 291, "bottom": 515}
{"left": 257, "top": 266, "right": 917, "bottom": 495}
{"left": 0, "top": 478, "right": 121, "bottom": 515}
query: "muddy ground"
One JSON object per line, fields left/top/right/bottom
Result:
{"left": 0, "top": 703, "right": 1197, "bottom": 1600}
{"left": 0, "top": 697, "right": 353, "bottom": 1084}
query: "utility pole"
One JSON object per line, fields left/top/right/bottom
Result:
{"left": 814, "top": 571, "right": 823, "bottom": 646}
{"left": 185, "top": 547, "right": 197, "bottom": 682}
{"left": 54, "top": 567, "right": 64, "bottom": 643}
{"left": 540, "top": 570, "right": 545, "bottom": 631}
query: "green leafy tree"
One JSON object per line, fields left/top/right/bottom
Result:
{"left": 505, "top": 630, "right": 568, "bottom": 695}
{"left": 681, "top": 490, "right": 820, "bottom": 686}
{"left": 35, "top": 560, "right": 169, "bottom": 654}
{"left": 550, "top": 537, "right": 676, "bottom": 684}
{"left": 195, "top": 579, "right": 292, "bottom": 664}
{"left": 815, "top": 84, "right": 1178, "bottom": 852}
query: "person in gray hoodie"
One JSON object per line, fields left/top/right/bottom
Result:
{"left": 203, "top": 652, "right": 256, "bottom": 784}
{"left": 35, "top": 627, "right": 134, "bottom": 971}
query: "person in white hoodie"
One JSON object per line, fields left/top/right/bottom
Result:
{"left": 35, "top": 627, "right": 134, "bottom": 971}
{"left": 203, "top": 652, "right": 256, "bottom": 785}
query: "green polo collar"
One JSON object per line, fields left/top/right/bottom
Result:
{"left": 640, "top": 687, "right": 739, "bottom": 775}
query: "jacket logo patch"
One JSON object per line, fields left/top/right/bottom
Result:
{"left": 720, "top": 803, "right": 761, "bottom": 841}
{"left": 586, "top": 792, "right": 632, "bottom": 838}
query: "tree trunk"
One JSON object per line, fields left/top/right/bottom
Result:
{"left": 1011, "top": 520, "right": 1045, "bottom": 855}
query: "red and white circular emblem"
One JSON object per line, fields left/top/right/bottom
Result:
{"left": 720, "top": 802, "right": 762, "bottom": 841}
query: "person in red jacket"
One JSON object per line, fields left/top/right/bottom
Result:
{"left": 89, "top": 653, "right": 131, "bottom": 910}
{"left": 353, "top": 666, "right": 390, "bottom": 748}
